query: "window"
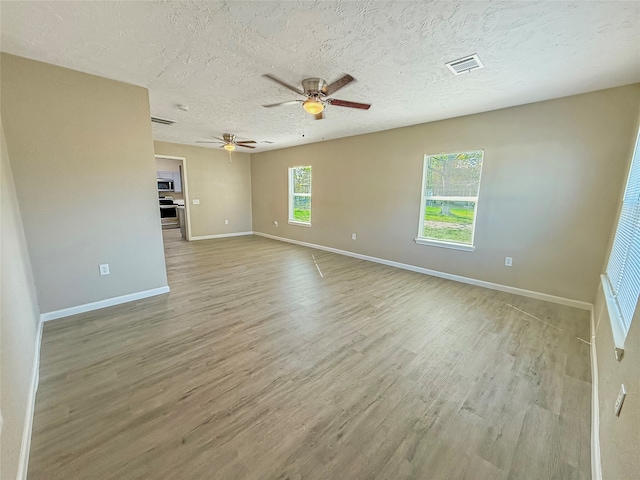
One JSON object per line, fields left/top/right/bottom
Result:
{"left": 416, "top": 150, "right": 484, "bottom": 251}
{"left": 603, "top": 127, "right": 640, "bottom": 349}
{"left": 288, "top": 166, "right": 312, "bottom": 225}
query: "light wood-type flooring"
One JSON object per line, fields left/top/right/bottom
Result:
{"left": 28, "top": 230, "right": 592, "bottom": 479}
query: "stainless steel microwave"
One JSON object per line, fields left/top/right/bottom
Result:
{"left": 157, "top": 178, "right": 174, "bottom": 191}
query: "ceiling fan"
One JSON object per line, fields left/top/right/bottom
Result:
{"left": 262, "top": 73, "right": 371, "bottom": 120}
{"left": 196, "top": 133, "right": 256, "bottom": 151}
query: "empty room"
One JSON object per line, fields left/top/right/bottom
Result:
{"left": 1, "top": 1, "right": 639, "bottom": 479}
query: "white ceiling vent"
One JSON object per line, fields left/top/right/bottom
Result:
{"left": 446, "top": 54, "right": 484, "bottom": 76}
{"left": 151, "top": 116, "right": 176, "bottom": 125}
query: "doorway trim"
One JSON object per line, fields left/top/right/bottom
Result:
{"left": 154, "top": 154, "right": 192, "bottom": 240}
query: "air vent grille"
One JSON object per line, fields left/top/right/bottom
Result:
{"left": 446, "top": 54, "right": 484, "bottom": 76}
{"left": 261, "top": 141, "right": 275, "bottom": 144}
{"left": 151, "top": 116, "right": 176, "bottom": 125}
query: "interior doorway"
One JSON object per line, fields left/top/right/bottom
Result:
{"left": 155, "top": 154, "right": 191, "bottom": 240}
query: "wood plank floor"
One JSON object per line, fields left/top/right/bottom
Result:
{"left": 28, "top": 230, "right": 592, "bottom": 479}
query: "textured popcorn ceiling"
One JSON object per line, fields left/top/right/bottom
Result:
{"left": 1, "top": 1, "right": 639, "bottom": 152}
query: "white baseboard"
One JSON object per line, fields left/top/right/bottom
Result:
{"left": 40, "top": 286, "right": 170, "bottom": 322}
{"left": 16, "top": 318, "right": 43, "bottom": 480}
{"left": 253, "top": 232, "right": 593, "bottom": 311}
{"left": 190, "top": 231, "right": 253, "bottom": 241}
{"left": 590, "top": 309, "right": 602, "bottom": 480}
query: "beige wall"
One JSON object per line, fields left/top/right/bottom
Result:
{"left": 1, "top": 53, "right": 168, "bottom": 313}
{"left": 1, "top": 118, "right": 41, "bottom": 479}
{"left": 593, "top": 287, "right": 639, "bottom": 480}
{"left": 154, "top": 141, "right": 252, "bottom": 238}
{"left": 592, "top": 114, "right": 640, "bottom": 480}
{"left": 252, "top": 84, "right": 640, "bottom": 304}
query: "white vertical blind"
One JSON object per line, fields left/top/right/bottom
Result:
{"left": 606, "top": 127, "right": 640, "bottom": 332}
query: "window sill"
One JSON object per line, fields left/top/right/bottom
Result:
{"left": 288, "top": 220, "right": 311, "bottom": 227}
{"left": 414, "top": 237, "right": 475, "bottom": 252}
{"left": 600, "top": 274, "right": 627, "bottom": 359}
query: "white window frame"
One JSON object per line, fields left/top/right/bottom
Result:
{"left": 288, "top": 166, "right": 312, "bottom": 227}
{"left": 602, "top": 126, "right": 640, "bottom": 354}
{"left": 415, "top": 151, "right": 484, "bottom": 252}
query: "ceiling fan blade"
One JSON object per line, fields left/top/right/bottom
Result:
{"left": 236, "top": 140, "right": 256, "bottom": 144}
{"left": 196, "top": 140, "right": 224, "bottom": 144}
{"left": 327, "top": 98, "right": 371, "bottom": 110}
{"left": 238, "top": 144, "right": 256, "bottom": 149}
{"left": 315, "top": 111, "right": 324, "bottom": 120}
{"left": 324, "top": 74, "right": 355, "bottom": 95}
{"left": 262, "top": 100, "right": 304, "bottom": 108}
{"left": 262, "top": 74, "right": 304, "bottom": 95}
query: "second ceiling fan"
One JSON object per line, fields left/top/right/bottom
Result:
{"left": 196, "top": 133, "right": 256, "bottom": 151}
{"left": 262, "top": 73, "right": 371, "bottom": 120}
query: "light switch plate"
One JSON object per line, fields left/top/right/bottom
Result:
{"left": 99, "top": 264, "right": 110, "bottom": 275}
{"left": 505, "top": 257, "right": 513, "bottom": 267}
{"left": 352, "top": 233, "right": 357, "bottom": 240}
{"left": 192, "top": 199, "right": 200, "bottom": 205}
{"left": 615, "top": 384, "right": 626, "bottom": 416}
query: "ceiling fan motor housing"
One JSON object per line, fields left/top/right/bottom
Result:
{"left": 302, "top": 78, "right": 328, "bottom": 97}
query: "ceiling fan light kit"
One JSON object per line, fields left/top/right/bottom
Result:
{"left": 303, "top": 99, "right": 324, "bottom": 115}
{"left": 223, "top": 143, "right": 236, "bottom": 151}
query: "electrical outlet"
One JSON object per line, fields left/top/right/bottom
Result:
{"left": 99, "top": 264, "right": 110, "bottom": 275}
{"left": 615, "top": 384, "right": 627, "bottom": 416}
{"left": 225, "top": 219, "right": 229, "bottom": 225}
{"left": 352, "top": 233, "right": 357, "bottom": 240}
{"left": 274, "top": 221, "right": 278, "bottom": 227}
{"left": 192, "top": 199, "right": 200, "bottom": 205}
{"left": 505, "top": 257, "right": 513, "bottom": 267}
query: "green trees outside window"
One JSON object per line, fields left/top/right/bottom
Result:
{"left": 289, "top": 166, "right": 312, "bottom": 224}
{"left": 419, "top": 151, "right": 484, "bottom": 245}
